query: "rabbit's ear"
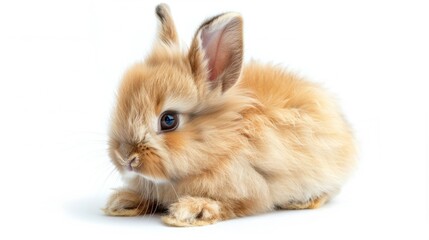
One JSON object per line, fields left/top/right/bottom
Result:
{"left": 189, "top": 13, "right": 243, "bottom": 93}
{"left": 155, "top": 4, "right": 178, "bottom": 45}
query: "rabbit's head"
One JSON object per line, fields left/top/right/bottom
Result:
{"left": 108, "top": 4, "right": 249, "bottom": 183}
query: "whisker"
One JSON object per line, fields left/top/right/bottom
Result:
{"left": 148, "top": 179, "right": 157, "bottom": 216}
{"left": 136, "top": 177, "right": 150, "bottom": 215}
{"left": 103, "top": 166, "right": 118, "bottom": 186}
{"left": 114, "top": 150, "right": 127, "bottom": 166}
{"left": 168, "top": 181, "right": 180, "bottom": 202}
{"left": 152, "top": 182, "right": 160, "bottom": 216}
{"left": 141, "top": 177, "right": 152, "bottom": 216}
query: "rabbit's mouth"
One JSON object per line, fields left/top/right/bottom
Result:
{"left": 122, "top": 170, "right": 169, "bottom": 185}
{"left": 112, "top": 147, "right": 169, "bottom": 183}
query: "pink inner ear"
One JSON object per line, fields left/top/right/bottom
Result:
{"left": 201, "top": 26, "right": 230, "bottom": 81}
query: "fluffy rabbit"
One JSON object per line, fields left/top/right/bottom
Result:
{"left": 104, "top": 4, "right": 356, "bottom": 227}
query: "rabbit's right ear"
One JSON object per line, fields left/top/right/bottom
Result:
{"left": 155, "top": 4, "right": 178, "bottom": 45}
{"left": 188, "top": 13, "right": 243, "bottom": 94}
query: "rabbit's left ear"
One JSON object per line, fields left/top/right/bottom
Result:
{"left": 155, "top": 4, "right": 178, "bottom": 45}
{"left": 189, "top": 13, "right": 243, "bottom": 93}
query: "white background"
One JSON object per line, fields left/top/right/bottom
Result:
{"left": 0, "top": 0, "right": 428, "bottom": 239}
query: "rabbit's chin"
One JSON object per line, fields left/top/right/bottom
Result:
{"left": 122, "top": 170, "right": 169, "bottom": 185}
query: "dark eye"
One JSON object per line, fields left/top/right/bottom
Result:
{"left": 159, "top": 111, "right": 179, "bottom": 132}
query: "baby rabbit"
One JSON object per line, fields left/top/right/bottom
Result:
{"left": 104, "top": 4, "right": 356, "bottom": 227}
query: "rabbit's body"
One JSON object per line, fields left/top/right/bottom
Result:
{"left": 104, "top": 4, "right": 356, "bottom": 226}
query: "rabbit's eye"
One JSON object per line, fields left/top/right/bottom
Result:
{"left": 159, "top": 111, "right": 179, "bottom": 132}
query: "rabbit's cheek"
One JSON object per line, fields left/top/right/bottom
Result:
{"left": 163, "top": 131, "right": 188, "bottom": 152}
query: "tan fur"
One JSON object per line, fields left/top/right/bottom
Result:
{"left": 105, "top": 4, "right": 356, "bottom": 227}
{"left": 103, "top": 189, "right": 159, "bottom": 216}
{"left": 280, "top": 194, "right": 329, "bottom": 210}
{"left": 161, "top": 196, "right": 221, "bottom": 227}
{"left": 155, "top": 4, "right": 178, "bottom": 45}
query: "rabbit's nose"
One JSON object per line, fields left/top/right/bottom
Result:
{"left": 127, "top": 155, "right": 140, "bottom": 171}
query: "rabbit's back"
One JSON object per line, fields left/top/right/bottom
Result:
{"left": 238, "top": 62, "right": 357, "bottom": 204}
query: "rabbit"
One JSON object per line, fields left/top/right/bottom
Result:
{"left": 103, "top": 3, "right": 357, "bottom": 227}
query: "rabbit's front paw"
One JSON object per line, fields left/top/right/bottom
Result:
{"left": 103, "top": 189, "right": 150, "bottom": 216}
{"left": 162, "top": 196, "right": 221, "bottom": 227}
